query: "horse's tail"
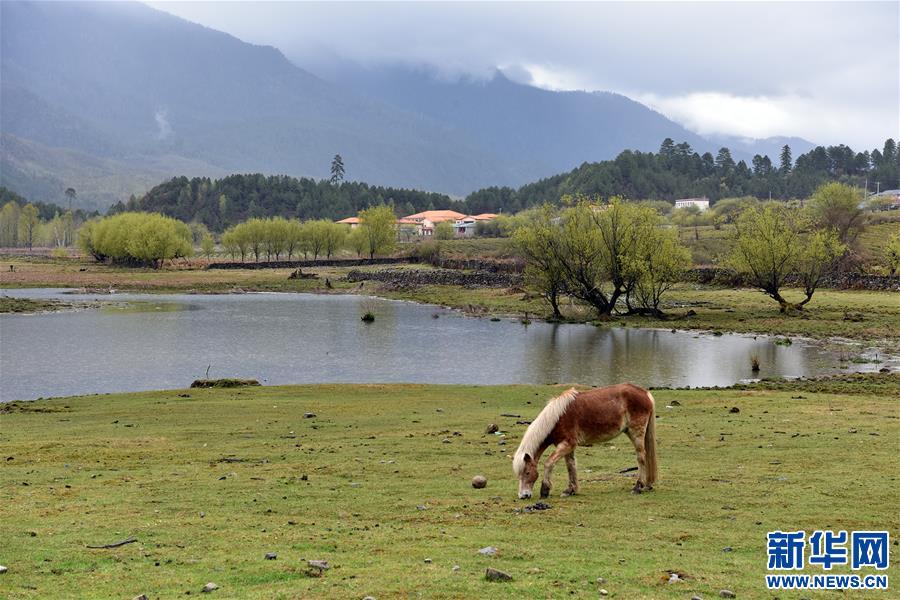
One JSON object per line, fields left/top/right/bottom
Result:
{"left": 645, "top": 392, "right": 658, "bottom": 486}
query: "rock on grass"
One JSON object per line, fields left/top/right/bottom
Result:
{"left": 471, "top": 475, "right": 487, "bottom": 488}
{"left": 485, "top": 567, "right": 512, "bottom": 581}
{"left": 201, "top": 582, "right": 218, "bottom": 593}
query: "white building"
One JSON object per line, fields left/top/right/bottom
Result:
{"left": 674, "top": 197, "right": 710, "bottom": 211}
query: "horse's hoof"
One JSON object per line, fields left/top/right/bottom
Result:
{"left": 539, "top": 483, "right": 551, "bottom": 498}
{"left": 631, "top": 487, "right": 643, "bottom": 494}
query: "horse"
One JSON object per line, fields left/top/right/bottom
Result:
{"left": 512, "top": 384, "right": 657, "bottom": 498}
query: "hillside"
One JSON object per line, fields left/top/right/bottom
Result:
{"left": 0, "top": 0, "right": 521, "bottom": 208}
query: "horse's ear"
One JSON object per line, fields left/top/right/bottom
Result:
{"left": 524, "top": 453, "right": 532, "bottom": 464}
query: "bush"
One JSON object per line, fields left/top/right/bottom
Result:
{"left": 78, "top": 212, "right": 192, "bottom": 268}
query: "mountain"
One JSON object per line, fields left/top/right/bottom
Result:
{"left": 1, "top": 1, "right": 817, "bottom": 210}
{"left": 0, "top": 0, "right": 523, "bottom": 208}
{"left": 315, "top": 63, "right": 816, "bottom": 175}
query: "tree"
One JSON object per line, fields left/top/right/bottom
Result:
{"left": 200, "top": 233, "right": 215, "bottom": 259}
{"left": 806, "top": 182, "right": 865, "bottom": 246}
{"left": 358, "top": 205, "right": 396, "bottom": 258}
{"left": 626, "top": 227, "right": 691, "bottom": 316}
{"left": 330, "top": 154, "right": 345, "bottom": 184}
{"left": 434, "top": 221, "right": 454, "bottom": 240}
{"left": 886, "top": 233, "right": 900, "bottom": 276}
{"left": 512, "top": 205, "right": 566, "bottom": 318}
{"left": 18, "top": 204, "right": 40, "bottom": 250}
{"left": 346, "top": 227, "right": 367, "bottom": 257}
{"left": 80, "top": 212, "right": 192, "bottom": 268}
{"left": 515, "top": 201, "right": 689, "bottom": 317}
{"left": 729, "top": 204, "right": 844, "bottom": 312}
{"left": 0, "top": 201, "right": 20, "bottom": 247}
{"left": 779, "top": 145, "right": 792, "bottom": 174}
{"left": 321, "top": 221, "right": 347, "bottom": 258}
{"left": 65, "top": 187, "right": 77, "bottom": 211}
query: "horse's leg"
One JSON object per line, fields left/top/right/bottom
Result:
{"left": 626, "top": 423, "right": 649, "bottom": 493}
{"left": 562, "top": 452, "right": 579, "bottom": 497}
{"left": 540, "top": 441, "right": 573, "bottom": 499}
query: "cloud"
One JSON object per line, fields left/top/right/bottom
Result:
{"left": 154, "top": 108, "right": 172, "bottom": 140}
{"left": 148, "top": 1, "right": 899, "bottom": 148}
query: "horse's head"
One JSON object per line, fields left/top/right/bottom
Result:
{"left": 516, "top": 453, "right": 539, "bottom": 499}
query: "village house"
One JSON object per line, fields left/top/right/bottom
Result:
{"left": 674, "top": 197, "right": 710, "bottom": 211}
{"left": 335, "top": 216, "right": 360, "bottom": 229}
{"left": 336, "top": 209, "right": 499, "bottom": 238}
{"left": 402, "top": 210, "right": 467, "bottom": 236}
{"left": 453, "top": 213, "right": 498, "bottom": 237}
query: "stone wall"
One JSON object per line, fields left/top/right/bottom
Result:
{"left": 344, "top": 268, "right": 522, "bottom": 288}
{"left": 684, "top": 267, "right": 900, "bottom": 291}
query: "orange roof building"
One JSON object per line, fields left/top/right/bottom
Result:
{"left": 403, "top": 210, "right": 467, "bottom": 223}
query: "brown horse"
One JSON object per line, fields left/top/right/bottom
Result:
{"left": 513, "top": 384, "right": 657, "bottom": 498}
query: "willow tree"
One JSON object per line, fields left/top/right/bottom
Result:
{"left": 729, "top": 204, "right": 844, "bottom": 312}
{"left": 514, "top": 199, "right": 689, "bottom": 317}
{"left": 512, "top": 205, "right": 566, "bottom": 318}
{"left": 358, "top": 205, "right": 396, "bottom": 259}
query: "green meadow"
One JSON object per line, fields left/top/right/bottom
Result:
{"left": 2, "top": 377, "right": 897, "bottom": 598}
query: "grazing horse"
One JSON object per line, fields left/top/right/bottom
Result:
{"left": 513, "top": 384, "right": 657, "bottom": 498}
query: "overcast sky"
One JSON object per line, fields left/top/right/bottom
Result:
{"left": 149, "top": 1, "right": 899, "bottom": 149}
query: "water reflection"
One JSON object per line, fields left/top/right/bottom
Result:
{"left": 0, "top": 288, "right": 882, "bottom": 401}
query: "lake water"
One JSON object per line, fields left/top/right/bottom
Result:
{"left": 0, "top": 288, "right": 885, "bottom": 401}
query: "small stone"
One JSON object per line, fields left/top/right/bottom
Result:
{"left": 729, "top": 407, "right": 740, "bottom": 414}
{"left": 304, "top": 412, "right": 316, "bottom": 418}
{"left": 424, "top": 558, "right": 432, "bottom": 563}
{"left": 667, "top": 573, "right": 681, "bottom": 583}
{"left": 485, "top": 423, "right": 499, "bottom": 434}
{"left": 416, "top": 505, "right": 427, "bottom": 511}
{"left": 478, "top": 546, "right": 497, "bottom": 556}
{"left": 362, "top": 597, "right": 376, "bottom": 600}
{"left": 452, "top": 565, "right": 460, "bottom": 572}
{"left": 722, "top": 546, "right": 733, "bottom": 552}
{"left": 471, "top": 475, "right": 487, "bottom": 489}
{"left": 596, "top": 577, "right": 605, "bottom": 584}
{"left": 719, "top": 590, "right": 736, "bottom": 598}
{"left": 692, "top": 596, "right": 703, "bottom": 600}
{"left": 485, "top": 567, "right": 512, "bottom": 581}
{"left": 599, "top": 589, "right": 609, "bottom": 596}
{"left": 265, "top": 553, "right": 277, "bottom": 560}
{"left": 133, "top": 595, "right": 149, "bottom": 600}
{"left": 0, "top": 565, "right": 7, "bottom": 574}
{"left": 308, "top": 560, "right": 330, "bottom": 570}
{"left": 199, "top": 512, "right": 205, "bottom": 518}
{"left": 201, "top": 582, "right": 218, "bottom": 593}
{"left": 442, "top": 438, "right": 451, "bottom": 443}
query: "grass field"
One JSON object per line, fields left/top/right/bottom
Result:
{"left": 1, "top": 378, "right": 898, "bottom": 599}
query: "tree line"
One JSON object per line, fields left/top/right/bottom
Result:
{"left": 0, "top": 187, "right": 97, "bottom": 250}
{"left": 511, "top": 183, "right": 870, "bottom": 318}
{"left": 220, "top": 205, "right": 398, "bottom": 262}
{"left": 109, "top": 175, "right": 463, "bottom": 233}
{"left": 469, "top": 138, "right": 899, "bottom": 214}
{"left": 106, "top": 138, "right": 898, "bottom": 230}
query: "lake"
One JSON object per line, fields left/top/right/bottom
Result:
{"left": 0, "top": 288, "right": 885, "bottom": 401}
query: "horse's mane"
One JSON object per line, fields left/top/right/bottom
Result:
{"left": 513, "top": 388, "right": 579, "bottom": 475}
